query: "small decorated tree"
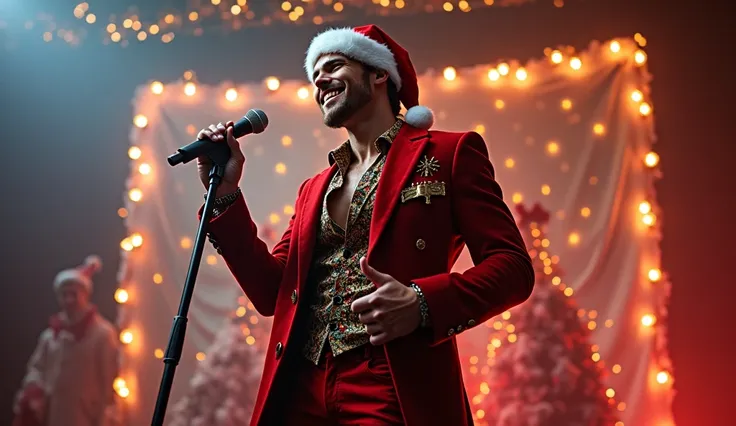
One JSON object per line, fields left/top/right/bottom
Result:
{"left": 167, "top": 310, "right": 267, "bottom": 426}
{"left": 168, "top": 221, "right": 278, "bottom": 426}
{"left": 167, "top": 220, "right": 277, "bottom": 426}
{"left": 481, "top": 203, "right": 616, "bottom": 426}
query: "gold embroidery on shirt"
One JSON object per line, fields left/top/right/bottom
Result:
{"left": 302, "top": 119, "right": 403, "bottom": 364}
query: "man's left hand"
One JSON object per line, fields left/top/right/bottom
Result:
{"left": 351, "top": 257, "right": 422, "bottom": 346}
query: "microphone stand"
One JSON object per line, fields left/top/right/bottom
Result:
{"left": 151, "top": 143, "right": 231, "bottom": 426}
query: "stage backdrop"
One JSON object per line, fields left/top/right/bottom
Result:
{"left": 115, "top": 37, "right": 673, "bottom": 425}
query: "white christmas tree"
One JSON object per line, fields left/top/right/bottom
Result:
{"left": 167, "top": 313, "right": 266, "bottom": 426}
{"left": 167, "top": 222, "right": 277, "bottom": 426}
{"left": 481, "top": 203, "right": 617, "bottom": 426}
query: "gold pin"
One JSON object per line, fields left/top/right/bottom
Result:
{"left": 401, "top": 181, "right": 446, "bottom": 204}
{"left": 416, "top": 155, "right": 440, "bottom": 177}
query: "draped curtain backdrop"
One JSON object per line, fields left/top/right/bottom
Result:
{"left": 117, "top": 37, "right": 673, "bottom": 425}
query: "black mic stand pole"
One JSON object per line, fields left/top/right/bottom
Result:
{"left": 151, "top": 143, "right": 231, "bottom": 426}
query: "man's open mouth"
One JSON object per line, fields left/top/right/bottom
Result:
{"left": 321, "top": 86, "right": 345, "bottom": 106}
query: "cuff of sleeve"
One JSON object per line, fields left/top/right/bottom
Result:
{"left": 207, "top": 187, "right": 242, "bottom": 218}
{"left": 413, "top": 273, "right": 479, "bottom": 346}
{"left": 198, "top": 189, "right": 244, "bottom": 224}
{"left": 413, "top": 273, "right": 456, "bottom": 345}
{"left": 22, "top": 373, "right": 43, "bottom": 388}
{"left": 197, "top": 194, "right": 256, "bottom": 255}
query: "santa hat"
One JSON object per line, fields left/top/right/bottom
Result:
{"left": 53, "top": 255, "right": 102, "bottom": 293}
{"left": 304, "top": 25, "right": 434, "bottom": 129}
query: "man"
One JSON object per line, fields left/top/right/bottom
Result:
{"left": 197, "top": 25, "right": 534, "bottom": 425}
{"left": 13, "top": 256, "right": 119, "bottom": 426}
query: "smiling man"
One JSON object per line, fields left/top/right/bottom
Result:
{"left": 196, "top": 25, "right": 534, "bottom": 425}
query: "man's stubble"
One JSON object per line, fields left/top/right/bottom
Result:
{"left": 322, "top": 71, "right": 373, "bottom": 129}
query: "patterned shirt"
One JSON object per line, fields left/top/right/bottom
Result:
{"left": 302, "top": 119, "right": 403, "bottom": 364}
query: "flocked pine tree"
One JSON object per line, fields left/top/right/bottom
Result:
{"left": 167, "top": 222, "right": 277, "bottom": 426}
{"left": 481, "top": 203, "right": 617, "bottom": 426}
{"left": 167, "top": 311, "right": 266, "bottom": 426}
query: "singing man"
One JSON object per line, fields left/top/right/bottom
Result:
{"left": 195, "top": 25, "right": 534, "bottom": 425}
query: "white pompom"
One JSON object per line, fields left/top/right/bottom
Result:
{"left": 404, "top": 105, "right": 434, "bottom": 129}
{"left": 83, "top": 255, "right": 103, "bottom": 275}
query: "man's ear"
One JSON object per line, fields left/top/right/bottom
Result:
{"left": 373, "top": 69, "right": 390, "bottom": 85}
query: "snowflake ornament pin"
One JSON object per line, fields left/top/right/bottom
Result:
{"left": 416, "top": 155, "right": 440, "bottom": 177}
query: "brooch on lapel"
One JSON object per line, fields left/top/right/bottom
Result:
{"left": 401, "top": 181, "right": 446, "bottom": 204}
{"left": 416, "top": 155, "right": 440, "bottom": 177}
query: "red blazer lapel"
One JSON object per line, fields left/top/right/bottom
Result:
{"left": 369, "top": 125, "right": 430, "bottom": 258}
{"left": 297, "top": 166, "right": 335, "bottom": 292}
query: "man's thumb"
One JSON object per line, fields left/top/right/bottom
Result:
{"left": 360, "top": 257, "right": 390, "bottom": 285}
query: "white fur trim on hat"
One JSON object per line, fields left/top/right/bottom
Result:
{"left": 405, "top": 105, "right": 434, "bottom": 129}
{"left": 304, "top": 27, "right": 402, "bottom": 90}
{"left": 54, "top": 270, "right": 92, "bottom": 292}
{"left": 53, "top": 255, "right": 102, "bottom": 293}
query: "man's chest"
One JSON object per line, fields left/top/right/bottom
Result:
{"left": 326, "top": 169, "right": 358, "bottom": 219}
{"left": 325, "top": 159, "right": 383, "bottom": 231}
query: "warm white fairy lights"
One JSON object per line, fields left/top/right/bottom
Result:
{"left": 22, "top": 0, "right": 567, "bottom": 48}
{"left": 117, "top": 35, "right": 669, "bottom": 425}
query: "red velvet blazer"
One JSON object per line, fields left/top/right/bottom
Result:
{"left": 204, "top": 123, "right": 534, "bottom": 425}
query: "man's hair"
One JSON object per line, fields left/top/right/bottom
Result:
{"left": 362, "top": 64, "right": 401, "bottom": 116}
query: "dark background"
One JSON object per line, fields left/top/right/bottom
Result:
{"left": 1, "top": 0, "right": 732, "bottom": 424}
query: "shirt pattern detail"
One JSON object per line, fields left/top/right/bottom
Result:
{"left": 302, "top": 119, "right": 403, "bottom": 364}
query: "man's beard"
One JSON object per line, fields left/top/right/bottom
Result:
{"left": 321, "top": 74, "right": 372, "bottom": 128}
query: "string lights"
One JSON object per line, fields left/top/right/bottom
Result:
{"left": 114, "top": 288, "right": 129, "bottom": 304}
{"left": 113, "top": 377, "right": 130, "bottom": 399}
{"left": 115, "top": 34, "right": 671, "bottom": 425}
{"left": 133, "top": 114, "right": 148, "bottom": 129}
{"left": 2, "top": 0, "right": 570, "bottom": 48}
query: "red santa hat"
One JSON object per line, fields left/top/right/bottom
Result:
{"left": 304, "top": 24, "right": 434, "bottom": 129}
{"left": 53, "top": 255, "right": 102, "bottom": 293}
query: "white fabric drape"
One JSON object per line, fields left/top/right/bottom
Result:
{"left": 120, "top": 38, "right": 672, "bottom": 425}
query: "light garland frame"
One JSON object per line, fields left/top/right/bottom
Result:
{"left": 115, "top": 34, "right": 672, "bottom": 425}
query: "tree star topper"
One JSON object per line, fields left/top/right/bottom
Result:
{"left": 417, "top": 155, "right": 440, "bottom": 177}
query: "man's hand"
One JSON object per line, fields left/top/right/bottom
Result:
{"left": 351, "top": 257, "right": 422, "bottom": 346}
{"left": 196, "top": 121, "right": 245, "bottom": 198}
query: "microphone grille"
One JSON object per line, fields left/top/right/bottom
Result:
{"left": 245, "top": 109, "right": 268, "bottom": 134}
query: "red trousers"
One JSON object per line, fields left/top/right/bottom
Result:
{"left": 281, "top": 344, "right": 404, "bottom": 425}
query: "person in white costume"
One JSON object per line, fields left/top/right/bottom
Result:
{"left": 13, "top": 255, "right": 120, "bottom": 426}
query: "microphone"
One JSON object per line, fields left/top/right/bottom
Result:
{"left": 167, "top": 109, "right": 268, "bottom": 166}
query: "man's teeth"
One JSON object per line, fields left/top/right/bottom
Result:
{"left": 323, "top": 90, "right": 341, "bottom": 104}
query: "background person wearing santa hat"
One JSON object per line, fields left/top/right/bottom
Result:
{"left": 197, "top": 24, "right": 534, "bottom": 425}
{"left": 12, "top": 256, "right": 120, "bottom": 426}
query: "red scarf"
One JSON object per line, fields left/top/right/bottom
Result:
{"left": 49, "top": 306, "right": 98, "bottom": 341}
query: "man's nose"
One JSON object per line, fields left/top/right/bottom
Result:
{"left": 314, "top": 75, "right": 333, "bottom": 90}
